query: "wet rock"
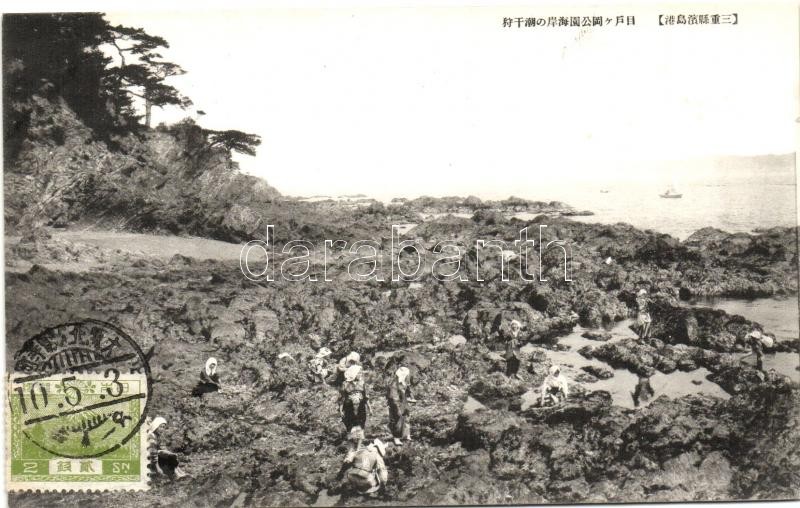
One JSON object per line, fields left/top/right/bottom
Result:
{"left": 588, "top": 338, "right": 727, "bottom": 377}
{"left": 581, "top": 330, "right": 612, "bottom": 341}
{"left": 468, "top": 372, "right": 528, "bottom": 410}
{"left": 621, "top": 395, "right": 731, "bottom": 463}
{"left": 209, "top": 320, "right": 247, "bottom": 347}
{"left": 647, "top": 297, "right": 755, "bottom": 352}
{"left": 581, "top": 365, "right": 613, "bottom": 380}
{"left": 575, "top": 289, "right": 627, "bottom": 328}
{"left": 632, "top": 451, "right": 733, "bottom": 501}
{"left": 462, "top": 303, "right": 545, "bottom": 343}
{"left": 574, "top": 372, "right": 598, "bottom": 383}
{"left": 170, "top": 253, "right": 194, "bottom": 266}
{"left": 453, "top": 407, "right": 525, "bottom": 450}
{"left": 708, "top": 365, "right": 766, "bottom": 394}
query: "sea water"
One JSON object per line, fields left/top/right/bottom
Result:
{"left": 516, "top": 179, "right": 797, "bottom": 240}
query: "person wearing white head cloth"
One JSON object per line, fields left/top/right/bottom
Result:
{"left": 149, "top": 417, "right": 186, "bottom": 479}
{"left": 340, "top": 364, "right": 369, "bottom": 434}
{"left": 387, "top": 366, "right": 415, "bottom": 445}
{"left": 745, "top": 330, "right": 766, "bottom": 372}
{"left": 335, "top": 351, "right": 362, "bottom": 386}
{"left": 308, "top": 347, "right": 333, "bottom": 384}
{"left": 149, "top": 416, "right": 167, "bottom": 436}
{"left": 540, "top": 364, "right": 569, "bottom": 407}
{"left": 635, "top": 289, "right": 652, "bottom": 340}
{"left": 192, "top": 357, "right": 221, "bottom": 397}
{"left": 341, "top": 438, "right": 388, "bottom": 494}
{"left": 504, "top": 319, "right": 524, "bottom": 379}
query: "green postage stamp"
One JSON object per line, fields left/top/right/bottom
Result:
{"left": 7, "top": 372, "right": 150, "bottom": 491}
{"left": 6, "top": 320, "right": 152, "bottom": 491}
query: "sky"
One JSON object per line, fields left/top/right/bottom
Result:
{"left": 103, "top": 4, "right": 799, "bottom": 199}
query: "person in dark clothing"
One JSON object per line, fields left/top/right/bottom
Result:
{"left": 149, "top": 417, "right": 186, "bottom": 479}
{"left": 635, "top": 289, "right": 652, "bottom": 340}
{"left": 387, "top": 366, "right": 415, "bottom": 446}
{"left": 632, "top": 368, "right": 655, "bottom": 407}
{"left": 747, "top": 330, "right": 765, "bottom": 372}
{"left": 340, "top": 365, "right": 369, "bottom": 434}
{"left": 192, "top": 357, "right": 221, "bottom": 397}
{"left": 504, "top": 319, "right": 523, "bottom": 379}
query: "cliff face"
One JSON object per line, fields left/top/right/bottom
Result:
{"left": 4, "top": 95, "right": 281, "bottom": 239}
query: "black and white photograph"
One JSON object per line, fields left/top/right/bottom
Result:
{"left": 3, "top": 2, "right": 799, "bottom": 506}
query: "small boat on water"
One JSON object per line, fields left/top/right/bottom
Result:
{"left": 660, "top": 187, "right": 682, "bottom": 199}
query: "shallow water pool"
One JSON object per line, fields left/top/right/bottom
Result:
{"left": 521, "top": 319, "right": 731, "bottom": 410}
{"left": 690, "top": 296, "right": 799, "bottom": 342}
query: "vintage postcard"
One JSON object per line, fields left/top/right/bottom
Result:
{"left": 3, "top": 2, "right": 799, "bottom": 506}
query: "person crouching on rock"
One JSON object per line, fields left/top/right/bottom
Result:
{"left": 505, "top": 319, "right": 523, "bottom": 380}
{"left": 309, "top": 347, "right": 333, "bottom": 384}
{"left": 387, "top": 366, "right": 415, "bottom": 446}
{"left": 334, "top": 352, "right": 362, "bottom": 386}
{"left": 192, "top": 357, "right": 221, "bottom": 397}
{"left": 540, "top": 365, "right": 569, "bottom": 406}
{"left": 340, "top": 365, "right": 370, "bottom": 434}
{"left": 149, "top": 417, "right": 187, "bottom": 479}
{"left": 342, "top": 438, "right": 388, "bottom": 495}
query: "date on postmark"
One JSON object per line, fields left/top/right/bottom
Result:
{"left": 6, "top": 320, "right": 152, "bottom": 491}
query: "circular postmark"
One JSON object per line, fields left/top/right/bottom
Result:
{"left": 8, "top": 319, "right": 151, "bottom": 459}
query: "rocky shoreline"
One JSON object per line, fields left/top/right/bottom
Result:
{"left": 6, "top": 210, "right": 799, "bottom": 506}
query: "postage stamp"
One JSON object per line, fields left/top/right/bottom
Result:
{"left": 6, "top": 320, "right": 152, "bottom": 491}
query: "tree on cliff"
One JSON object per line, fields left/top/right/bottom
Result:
{"left": 3, "top": 13, "right": 113, "bottom": 160}
{"left": 204, "top": 129, "right": 262, "bottom": 157}
{"left": 163, "top": 119, "right": 262, "bottom": 177}
{"left": 4, "top": 13, "right": 193, "bottom": 155}
{"left": 103, "top": 25, "right": 192, "bottom": 127}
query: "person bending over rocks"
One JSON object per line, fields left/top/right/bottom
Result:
{"left": 504, "top": 319, "right": 523, "bottom": 379}
{"left": 340, "top": 365, "right": 370, "bottom": 434}
{"left": 308, "top": 347, "right": 333, "bottom": 384}
{"left": 192, "top": 357, "right": 221, "bottom": 397}
{"left": 540, "top": 365, "right": 569, "bottom": 406}
{"left": 340, "top": 438, "right": 388, "bottom": 495}
{"left": 745, "top": 330, "right": 771, "bottom": 372}
{"left": 149, "top": 417, "right": 187, "bottom": 479}
{"left": 387, "top": 366, "right": 416, "bottom": 446}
